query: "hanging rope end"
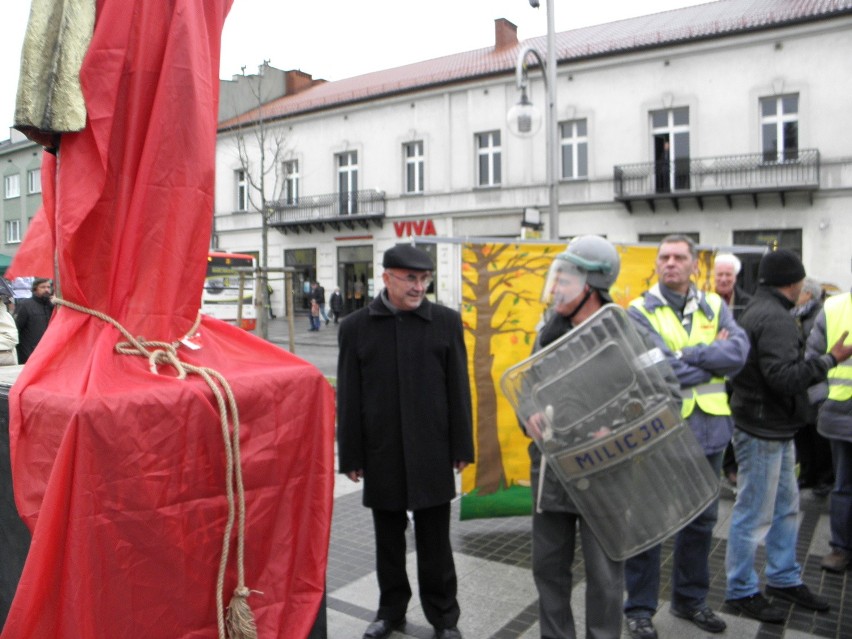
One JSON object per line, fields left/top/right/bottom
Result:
{"left": 226, "top": 586, "right": 258, "bottom": 639}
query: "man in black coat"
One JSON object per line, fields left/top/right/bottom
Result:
{"left": 337, "top": 244, "right": 474, "bottom": 639}
{"left": 14, "top": 277, "right": 54, "bottom": 364}
{"left": 725, "top": 250, "right": 852, "bottom": 622}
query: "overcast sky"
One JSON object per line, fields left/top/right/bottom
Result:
{"left": 1, "top": 0, "right": 710, "bottom": 135}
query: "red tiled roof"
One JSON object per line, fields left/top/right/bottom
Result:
{"left": 219, "top": 0, "right": 852, "bottom": 130}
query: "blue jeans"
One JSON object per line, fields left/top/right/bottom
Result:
{"left": 725, "top": 429, "right": 802, "bottom": 599}
{"left": 624, "top": 451, "right": 723, "bottom": 617}
{"left": 829, "top": 438, "right": 852, "bottom": 552}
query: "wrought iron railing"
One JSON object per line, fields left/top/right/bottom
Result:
{"left": 268, "top": 189, "right": 385, "bottom": 224}
{"left": 614, "top": 149, "right": 820, "bottom": 198}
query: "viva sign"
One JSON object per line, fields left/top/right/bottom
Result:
{"left": 393, "top": 219, "right": 437, "bottom": 238}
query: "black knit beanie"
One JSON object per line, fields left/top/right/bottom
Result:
{"left": 758, "top": 249, "right": 806, "bottom": 287}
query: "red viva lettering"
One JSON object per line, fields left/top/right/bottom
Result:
{"left": 393, "top": 219, "right": 437, "bottom": 237}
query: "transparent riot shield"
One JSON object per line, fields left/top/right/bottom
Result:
{"left": 501, "top": 304, "right": 719, "bottom": 561}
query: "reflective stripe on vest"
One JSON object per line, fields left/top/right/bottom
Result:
{"left": 824, "top": 293, "right": 852, "bottom": 402}
{"left": 631, "top": 292, "right": 731, "bottom": 418}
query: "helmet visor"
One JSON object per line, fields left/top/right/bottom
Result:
{"left": 541, "top": 260, "right": 588, "bottom": 307}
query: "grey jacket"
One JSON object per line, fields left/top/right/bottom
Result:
{"left": 806, "top": 294, "right": 852, "bottom": 442}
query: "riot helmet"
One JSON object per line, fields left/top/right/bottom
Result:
{"left": 542, "top": 235, "right": 621, "bottom": 307}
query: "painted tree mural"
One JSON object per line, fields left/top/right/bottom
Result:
{"left": 461, "top": 242, "right": 558, "bottom": 496}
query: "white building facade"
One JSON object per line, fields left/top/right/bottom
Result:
{"left": 0, "top": 129, "right": 42, "bottom": 264}
{"left": 214, "top": 0, "right": 852, "bottom": 316}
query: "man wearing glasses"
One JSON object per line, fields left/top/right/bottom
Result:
{"left": 337, "top": 244, "right": 474, "bottom": 639}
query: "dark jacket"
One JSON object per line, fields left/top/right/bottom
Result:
{"left": 329, "top": 291, "right": 343, "bottom": 313}
{"left": 730, "top": 286, "right": 836, "bottom": 439}
{"left": 793, "top": 297, "right": 822, "bottom": 341}
{"left": 311, "top": 285, "right": 326, "bottom": 305}
{"left": 729, "top": 285, "right": 752, "bottom": 321}
{"left": 14, "top": 296, "right": 54, "bottom": 363}
{"left": 337, "top": 293, "right": 474, "bottom": 511}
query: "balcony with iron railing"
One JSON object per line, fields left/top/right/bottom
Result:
{"left": 267, "top": 189, "right": 386, "bottom": 234}
{"left": 613, "top": 149, "right": 820, "bottom": 212}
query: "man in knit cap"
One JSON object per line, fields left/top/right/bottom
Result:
{"left": 725, "top": 249, "right": 852, "bottom": 622}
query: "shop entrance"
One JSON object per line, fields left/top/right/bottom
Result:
{"left": 284, "top": 248, "right": 317, "bottom": 313}
{"left": 337, "top": 245, "right": 374, "bottom": 316}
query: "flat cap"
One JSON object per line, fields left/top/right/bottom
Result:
{"left": 382, "top": 245, "right": 434, "bottom": 271}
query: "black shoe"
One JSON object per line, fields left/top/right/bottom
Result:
{"left": 626, "top": 616, "right": 657, "bottom": 639}
{"left": 363, "top": 617, "right": 405, "bottom": 639}
{"left": 726, "top": 593, "right": 786, "bottom": 623}
{"left": 671, "top": 606, "right": 726, "bottom": 633}
{"left": 813, "top": 483, "right": 832, "bottom": 497}
{"left": 435, "top": 628, "right": 462, "bottom": 639}
{"left": 765, "top": 584, "right": 830, "bottom": 611}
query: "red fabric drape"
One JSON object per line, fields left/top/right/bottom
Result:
{"left": 3, "top": 1, "right": 334, "bottom": 638}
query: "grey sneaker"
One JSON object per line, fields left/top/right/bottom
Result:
{"left": 626, "top": 616, "right": 657, "bottom": 639}
{"left": 670, "top": 605, "right": 726, "bottom": 633}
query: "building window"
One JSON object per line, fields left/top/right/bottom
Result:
{"left": 337, "top": 151, "right": 358, "bottom": 215}
{"left": 403, "top": 141, "right": 424, "bottom": 194}
{"left": 5, "top": 220, "right": 21, "bottom": 244}
{"left": 4, "top": 174, "right": 20, "bottom": 199}
{"left": 28, "top": 169, "right": 41, "bottom": 194}
{"left": 476, "top": 131, "right": 501, "bottom": 187}
{"left": 761, "top": 94, "right": 798, "bottom": 162}
{"left": 282, "top": 160, "right": 299, "bottom": 206}
{"left": 733, "top": 228, "right": 802, "bottom": 254}
{"left": 560, "top": 120, "right": 588, "bottom": 179}
{"left": 650, "top": 107, "right": 690, "bottom": 193}
{"left": 235, "top": 169, "right": 248, "bottom": 211}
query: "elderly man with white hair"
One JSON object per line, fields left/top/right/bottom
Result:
{"left": 714, "top": 253, "right": 753, "bottom": 487}
{"left": 714, "top": 253, "right": 752, "bottom": 321}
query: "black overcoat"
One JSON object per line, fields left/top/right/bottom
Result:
{"left": 336, "top": 294, "right": 474, "bottom": 511}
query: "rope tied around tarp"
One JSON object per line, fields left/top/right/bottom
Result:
{"left": 53, "top": 297, "right": 258, "bottom": 639}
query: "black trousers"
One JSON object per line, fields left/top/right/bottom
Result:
{"left": 372, "top": 503, "right": 460, "bottom": 630}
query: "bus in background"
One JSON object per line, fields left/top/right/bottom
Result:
{"left": 201, "top": 252, "right": 256, "bottom": 330}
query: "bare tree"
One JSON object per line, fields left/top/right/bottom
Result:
{"left": 231, "top": 64, "right": 288, "bottom": 339}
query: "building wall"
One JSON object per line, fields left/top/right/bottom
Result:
{"left": 214, "top": 14, "right": 852, "bottom": 315}
{"left": 0, "top": 131, "right": 42, "bottom": 261}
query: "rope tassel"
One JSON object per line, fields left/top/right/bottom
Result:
{"left": 226, "top": 587, "right": 258, "bottom": 639}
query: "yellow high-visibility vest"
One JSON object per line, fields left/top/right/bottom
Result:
{"left": 631, "top": 292, "right": 730, "bottom": 418}
{"left": 824, "top": 293, "right": 852, "bottom": 402}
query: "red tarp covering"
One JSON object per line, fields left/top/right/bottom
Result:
{"left": 3, "top": 1, "right": 334, "bottom": 638}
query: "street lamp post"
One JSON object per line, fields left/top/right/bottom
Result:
{"left": 506, "top": 0, "right": 559, "bottom": 240}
